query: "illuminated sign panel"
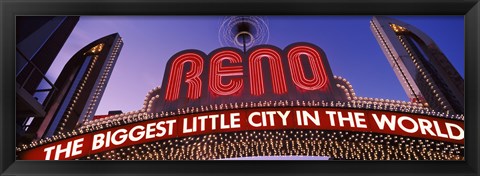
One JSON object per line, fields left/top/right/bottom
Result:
{"left": 151, "top": 42, "right": 343, "bottom": 113}
{"left": 17, "top": 107, "right": 464, "bottom": 160}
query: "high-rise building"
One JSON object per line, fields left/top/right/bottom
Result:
{"left": 370, "top": 16, "right": 464, "bottom": 114}
{"left": 16, "top": 16, "right": 79, "bottom": 143}
{"left": 27, "top": 33, "right": 124, "bottom": 139}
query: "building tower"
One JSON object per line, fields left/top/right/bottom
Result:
{"left": 370, "top": 16, "right": 464, "bottom": 114}
{"left": 16, "top": 16, "right": 79, "bottom": 143}
{"left": 27, "top": 33, "right": 124, "bottom": 139}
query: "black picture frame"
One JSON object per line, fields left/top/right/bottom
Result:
{"left": 1, "top": 0, "right": 479, "bottom": 175}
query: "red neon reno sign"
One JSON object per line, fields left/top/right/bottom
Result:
{"left": 148, "top": 42, "right": 346, "bottom": 113}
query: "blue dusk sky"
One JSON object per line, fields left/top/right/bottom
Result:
{"left": 46, "top": 16, "right": 464, "bottom": 115}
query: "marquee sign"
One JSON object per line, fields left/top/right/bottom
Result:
{"left": 18, "top": 107, "right": 464, "bottom": 160}
{"left": 17, "top": 42, "right": 465, "bottom": 160}
{"left": 147, "top": 42, "right": 347, "bottom": 113}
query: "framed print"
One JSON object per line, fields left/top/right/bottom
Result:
{"left": 1, "top": 0, "right": 479, "bottom": 176}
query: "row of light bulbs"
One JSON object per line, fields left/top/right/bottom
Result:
{"left": 77, "top": 130, "right": 463, "bottom": 160}
{"left": 397, "top": 35, "right": 450, "bottom": 111}
{"left": 81, "top": 39, "right": 123, "bottom": 124}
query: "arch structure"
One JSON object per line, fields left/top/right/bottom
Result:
{"left": 370, "top": 16, "right": 464, "bottom": 115}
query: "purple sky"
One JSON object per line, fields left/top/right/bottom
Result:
{"left": 46, "top": 16, "right": 464, "bottom": 115}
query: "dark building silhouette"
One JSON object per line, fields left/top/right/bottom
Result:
{"left": 370, "top": 16, "right": 464, "bottom": 114}
{"left": 25, "top": 33, "right": 124, "bottom": 138}
{"left": 16, "top": 16, "right": 79, "bottom": 143}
